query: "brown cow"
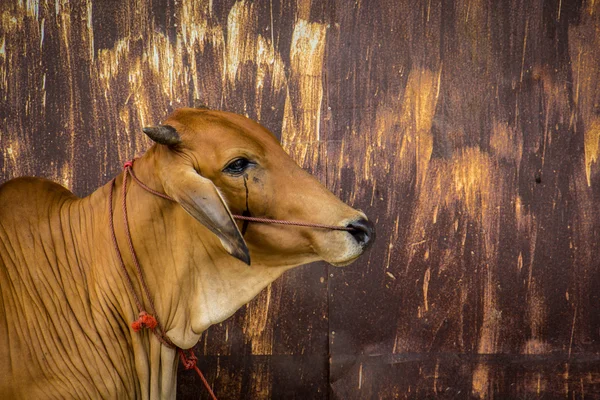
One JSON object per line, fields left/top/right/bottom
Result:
{"left": 0, "top": 108, "right": 373, "bottom": 399}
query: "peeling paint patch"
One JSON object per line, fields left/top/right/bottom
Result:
{"left": 282, "top": 19, "right": 327, "bottom": 145}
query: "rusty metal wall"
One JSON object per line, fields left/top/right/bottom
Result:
{"left": 1, "top": 0, "right": 599, "bottom": 398}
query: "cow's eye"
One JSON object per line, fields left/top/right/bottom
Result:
{"left": 223, "top": 158, "right": 252, "bottom": 176}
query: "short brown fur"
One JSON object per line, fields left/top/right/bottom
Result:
{"left": 0, "top": 108, "right": 371, "bottom": 399}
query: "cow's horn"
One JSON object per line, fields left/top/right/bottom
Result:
{"left": 142, "top": 125, "right": 182, "bottom": 145}
{"left": 193, "top": 99, "right": 210, "bottom": 109}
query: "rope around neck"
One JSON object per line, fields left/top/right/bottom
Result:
{"left": 108, "top": 168, "right": 218, "bottom": 400}
{"left": 108, "top": 159, "right": 353, "bottom": 399}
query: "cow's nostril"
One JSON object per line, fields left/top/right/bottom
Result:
{"left": 347, "top": 218, "right": 375, "bottom": 249}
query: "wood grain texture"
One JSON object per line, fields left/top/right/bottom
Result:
{"left": 1, "top": 0, "right": 599, "bottom": 398}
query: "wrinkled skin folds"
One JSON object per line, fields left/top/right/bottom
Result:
{"left": 0, "top": 108, "right": 373, "bottom": 399}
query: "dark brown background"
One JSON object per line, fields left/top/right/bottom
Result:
{"left": 1, "top": 0, "right": 599, "bottom": 398}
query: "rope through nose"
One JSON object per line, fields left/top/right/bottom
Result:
{"left": 231, "top": 215, "right": 352, "bottom": 231}
{"left": 125, "top": 160, "right": 353, "bottom": 232}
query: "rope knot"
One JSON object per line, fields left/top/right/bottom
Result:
{"left": 123, "top": 160, "right": 134, "bottom": 169}
{"left": 179, "top": 349, "right": 198, "bottom": 370}
{"left": 131, "top": 311, "right": 158, "bottom": 332}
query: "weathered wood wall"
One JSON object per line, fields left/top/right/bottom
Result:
{"left": 1, "top": 0, "right": 599, "bottom": 398}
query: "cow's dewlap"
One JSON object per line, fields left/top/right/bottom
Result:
{"left": 0, "top": 108, "right": 373, "bottom": 399}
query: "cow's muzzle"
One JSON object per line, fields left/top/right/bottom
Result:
{"left": 346, "top": 218, "right": 375, "bottom": 249}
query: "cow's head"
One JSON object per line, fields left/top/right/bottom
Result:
{"left": 142, "top": 107, "right": 374, "bottom": 267}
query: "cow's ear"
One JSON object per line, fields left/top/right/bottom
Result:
{"left": 163, "top": 167, "right": 250, "bottom": 265}
{"left": 143, "top": 125, "right": 182, "bottom": 146}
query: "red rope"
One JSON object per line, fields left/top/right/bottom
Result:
{"left": 108, "top": 180, "right": 145, "bottom": 315}
{"left": 125, "top": 160, "right": 352, "bottom": 231}
{"left": 121, "top": 169, "right": 172, "bottom": 346}
{"left": 179, "top": 349, "right": 218, "bottom": 400}
{"left": 108, "top": 159, "right": 354, "bottom": 398}
{"left": 231, "top": 215, "right": 352, "bottom": 230}
{"left": 108, "top": 169, "right": 217, "bottom": 398}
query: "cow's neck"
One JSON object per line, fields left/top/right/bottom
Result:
{"left": 98, "top": 154, "right": 293, "bottom": 398}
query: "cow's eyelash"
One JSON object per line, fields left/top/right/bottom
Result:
{"left": 222, "top": 158, "right": 254, "bottom": 176}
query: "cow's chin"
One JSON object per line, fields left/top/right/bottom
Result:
{"left": 329, "top": 256, "right": 361, "bottom": 267}
{"left": 313, "top": 231, "right": 365, "bottom": 268}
